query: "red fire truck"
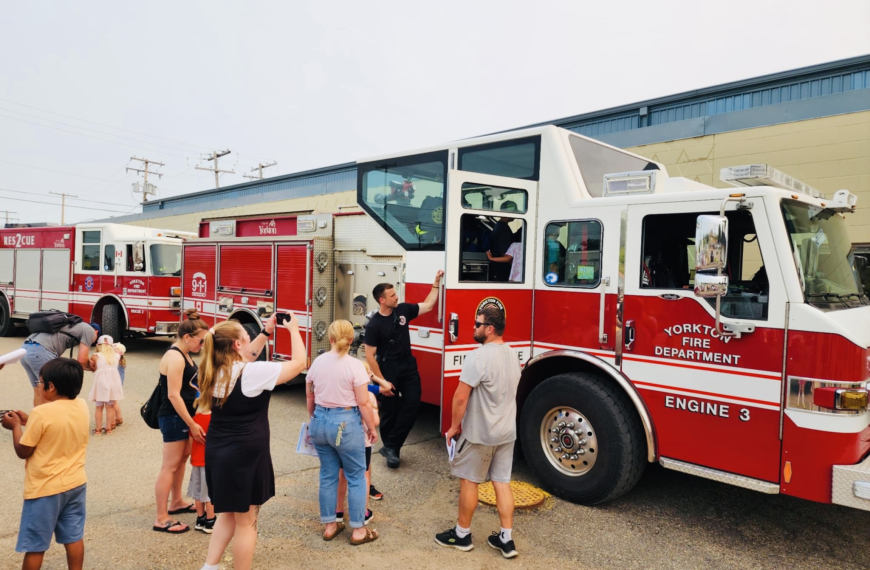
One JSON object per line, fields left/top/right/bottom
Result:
{"left": 0, "top": 222, "right": 194, "bottom": 341}
{"left": 181, "top": 126, "right": 870, "bottom": 511}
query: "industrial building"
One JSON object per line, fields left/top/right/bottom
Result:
{"left": 105, "top": 55, "right": 870, "bottom": 245}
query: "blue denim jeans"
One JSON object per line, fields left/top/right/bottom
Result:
{"left": 21, "top": 342, "right": 58, "bottom": 388}
{"left": 309, "top": 405, "right": 367, "bottom": 528}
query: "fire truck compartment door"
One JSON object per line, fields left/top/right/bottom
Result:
{"left": 442, "top": 169, "right": 538, "bottom": 431}
{"left": 621, "top": 197, "right": 786, "bottom": 483}
{"left": 41, "top": 250, "right": 70, "bottom": 312}
{"left": 14, "top": 249, "right": 41, "bottom": 315}
{"left": 275, "top": 244, "right": 311, "bottom": 360}
{"left": 0, "top": 250, "right": 13, "bottom": 287}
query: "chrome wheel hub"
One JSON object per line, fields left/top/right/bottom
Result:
{"left": 540, "top": 407, "right": 598, "bottom": 476}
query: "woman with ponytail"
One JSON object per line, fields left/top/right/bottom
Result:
{"left": 153, "top": 308, "right": 210, "bottom": 534}
{"left": 305, "top": 320, "right": 380, "bottom": 545}
{"left": 199, "top": 312, "right": 305, "bottom": 570}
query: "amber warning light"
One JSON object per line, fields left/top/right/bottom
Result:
{"left": 812, "top": 387, "right": 869, "bottom": 411}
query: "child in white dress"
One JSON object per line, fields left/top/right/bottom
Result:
{"left": 88, "top": 335, "right": 124, "bottom": 435}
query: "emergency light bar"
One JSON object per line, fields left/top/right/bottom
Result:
{"left": 720, "top": 164, "right": 823, "bottom": 198}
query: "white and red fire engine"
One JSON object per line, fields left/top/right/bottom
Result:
{"left": 0, "top": 222, "right": 194, "bottom": 341}
{"left": 181, "top": 126, "right": 870, "bottom": 511}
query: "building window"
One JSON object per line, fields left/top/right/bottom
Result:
{"left": 81, "top": 231, "right": 101, "bottom": 272}
{"left": 358, "top": 151, "right": 447, "bottom": 251}
{"left": 458, "top": 136, "right": 540, "bottom": 181}
{"left": 542, "top": 220, "right": 602, "bottom": 287}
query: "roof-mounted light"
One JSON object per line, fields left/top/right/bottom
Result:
{"left": 829, "top": 189, "right": 858, "bottom": 213}
{"left": 720, "top": 164, "right": 822, "bottom": 199}
{"left": 603, "top": 171, "right": 656, "bottom": 196}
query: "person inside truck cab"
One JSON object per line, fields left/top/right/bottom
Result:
{"left": 487, "top": 201, "right": 519, "bottom": 282}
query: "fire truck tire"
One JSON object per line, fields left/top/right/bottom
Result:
{"left": 0, "top": 297, "right": 12, "bottom": 337}
{"left": 242, "top": 323, "right": 267, "bottom": 362}
{"left": 101, "top": 304, "right": 123, "bottom": 342}
{"left": 520, "top": 372, "right": 646, "bottom": 505}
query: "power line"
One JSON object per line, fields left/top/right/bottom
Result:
{"left": 0, "top": 191, "right": 135, "bottom": 214}
{"left": 0, "top": 186, "right": 135, "bottom": 208}
{"left": 0, "top": 97, "right": 215, "bottom": 153}
{"left": 0, "top": 159, "right": 129, "bottom": 183}
{"left": 0, "top": 210, "right": 18, "bottom": 225}
{"left": 127, "top": 156, "right": 164, "bottom": 202}
{"left": 0, "top": 113, "right": 191, "bottom": 159}
{"left": 243, "top": 161, "right": 278, "bottom": 181}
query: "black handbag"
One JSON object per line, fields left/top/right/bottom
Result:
{"left": 140, "top": 380, "right": 162, "bottom": 430}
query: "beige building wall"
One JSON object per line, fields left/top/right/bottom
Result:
{"left": 625, "top": 110, "right": 870, "bottom": 244}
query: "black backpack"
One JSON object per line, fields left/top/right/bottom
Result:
{"left": 25, "top": 310, "right": 85, "bottom": 356}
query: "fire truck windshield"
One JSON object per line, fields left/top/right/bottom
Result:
{"left": 781, "top": 199, "right": 867, "bottom": 309}
{"left": 150, "top": 244, "right": 182, "bottom": 277}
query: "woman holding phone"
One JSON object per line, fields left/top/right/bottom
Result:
{"left": 196, "top": 313, "right": 305, "bottom": 570}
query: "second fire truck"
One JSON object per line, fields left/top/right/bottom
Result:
{"left": 181, "top": 125, "right": 870, "bottom": 512}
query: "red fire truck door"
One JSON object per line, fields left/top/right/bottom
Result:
{"left": 441, "top": 170, "right": 538, "bottom": 431}
{"left": 274, "top": 244, "right": 311, "bottom": 360}
{"left": 620, "top": 198, "right": 786, "bottom": 483}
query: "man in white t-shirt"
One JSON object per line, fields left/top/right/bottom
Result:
{"left": 435, "top": 305, "right": 521, "bottom": 559}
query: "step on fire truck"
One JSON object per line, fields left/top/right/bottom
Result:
{"left": 181, "top": 126, "right": 870, "bottom": 511}
{"left": 0, "top": 222, "right": 194, "bottom": 341}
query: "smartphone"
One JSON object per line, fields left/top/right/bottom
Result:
{"left": 0, "top": 410, "right": 12, "bottom": 416}
{"left": 274, "top": 312, "right": 292, "bottom": 324}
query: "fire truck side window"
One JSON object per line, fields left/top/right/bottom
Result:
{"left": 460, "top": 183, "right": 528, "bottom": 214}
{"left": 357, "top": 150, "right": 447, "bottom": 251}
{"left": 641, "top": 211, "right": 768, "bottom": 320}
{"left": 104, "top": 245, "right": 115, "bottom": 271}
{"left": 458, "top": 136, "right": 541, "bottom": 181}
{"left": 542, "top": 220, "right": 601, "bottom": 287}
{"left": 459, "top": 214, "right": 525, "bottom": 283}
{"left": 81, "top": 230, "right": 101, "bottom": 272}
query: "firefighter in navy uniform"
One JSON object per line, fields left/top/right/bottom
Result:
{"left": 364, "top": 271, "right": 443, "bottom": 468}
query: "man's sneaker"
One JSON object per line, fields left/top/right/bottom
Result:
{"left": 365, "top": 509, "right": 373, "bottom": 525}
{"left": 487, "top": 532, "right": 518, "bottom": 559}
{"left": 335, "top": 511, "right": 344, "bottom": 523}
{"left": 435, "top": 528, "right": 473, "bottom": 551}
{"left": 195, "top": 516, "right": 215, "bottom": 534}
{"left": 379, "top": 446, "right": 401, "bottom": 469}
{"left": 369, "top": 485, "right": 384, "bottom": 501}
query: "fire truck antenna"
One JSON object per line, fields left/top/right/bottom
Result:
{"left": 127, "top": 156, "right": 164, "bottom": 202}
{"left": 196, "top": 150, "right": 235, "bottom": 189}
{"left": 48, "top": 192, "right": 77, "bottom": 224}
{"left": 242, "top": 161, "right": 278, "bottom": 181}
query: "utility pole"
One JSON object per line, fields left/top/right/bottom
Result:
{"left": 0, "top": 210, "right": 17, "bottom": 226}
{"left": 243, "top": 161, "right": 278, "bottom": 181}
{"left": 127, "top": 156, "right": 164, "bottom": 202}
{"left": 49, "top": 192, "right": 77, "bottom": 225}
{"left": 196, "top": 150, "right": 234, "bottom": 188}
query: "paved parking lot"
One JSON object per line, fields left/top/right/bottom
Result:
{"left": 0, "top": 332, "right": 868, "bottom": 569}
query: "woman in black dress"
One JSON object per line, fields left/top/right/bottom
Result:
{"left": 196, "top": 313, "right": 305, "bottom": 570}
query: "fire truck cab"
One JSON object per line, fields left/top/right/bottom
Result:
{"left": 183, "top": 124, "right": 870, "bottom": 511}
{"left": 0, "top": 222, "right": 193, "bottom": 341}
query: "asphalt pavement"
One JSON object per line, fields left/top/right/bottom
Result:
{"left": 0, "top": 330, "right": 868, "bottom": 569}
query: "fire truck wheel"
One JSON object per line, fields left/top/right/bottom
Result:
{"left": 101, "top": 304, "right": 123, "bottom": 342}
{"left": 520, "top": 372, "right": 646, "bottom": 505}
{"left": 0, "top": 297, "right": 11, "bottom": 337}
{"left": 242, "top": 323, "right": 267, "bottom": 362}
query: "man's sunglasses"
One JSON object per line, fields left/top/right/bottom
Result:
{"left": 473, "top": 321, "right": 492, "bottom": 328}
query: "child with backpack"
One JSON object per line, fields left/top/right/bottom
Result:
{"left": 87, "top": 335, "right": 124, "bottom": 435}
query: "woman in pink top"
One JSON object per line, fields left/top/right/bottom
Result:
{"left": 306, "top": 320, "right": 379, "bottom": 545}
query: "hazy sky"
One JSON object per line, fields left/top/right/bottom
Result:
{"left": 1, "top": 0, "right": 868, "bottom": 225}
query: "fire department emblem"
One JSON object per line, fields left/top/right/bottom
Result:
{"left": 84, "top": 276, "right": 94, "bottom": 291}
{"left": 475, "top": 296, "right": 505, "bottom": 319}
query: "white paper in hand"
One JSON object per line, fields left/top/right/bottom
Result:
{"left": 0, "top": 348, "right": 26, "bottom": 366}
{"left": 446, "top": 435, "right": 456, "bottom": 461}
{"left": 296, "top": 422, "right": 319, "bottom": 457}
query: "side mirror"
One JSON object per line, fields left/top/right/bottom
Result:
{"left": 133, "top": 241, "right": 145, "bottom": 272}
{"left": 695, "top": 215, "right": 728, "bottom": 272}
{"left": 694, "top": 273, "right": 729, "bottom": 298}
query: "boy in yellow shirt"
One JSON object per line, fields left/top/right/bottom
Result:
{"left": 2, "top": 357, "right": 90, "bottom": 570}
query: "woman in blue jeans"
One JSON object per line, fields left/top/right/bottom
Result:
{"left": 306, "top": 320, "right": 379, "bottom": 545}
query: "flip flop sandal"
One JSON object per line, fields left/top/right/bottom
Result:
{"left": 350, "top": 528, "right": 379, "bottom": 546}
{"left": 105, "top": 428, "right": 114, "bottom": 435}
{"left": 115, "top": 419, "right": 124, "bottom": 426}
{"left": 323, "top": 522, "right": 346, "bottom": 541}
{"left": 168, "top": 504, "right": 196, "bottom": 515}
{"left": 152, "top": 520, "right": 189, "bottom": 534}
{"left": 92, "top": 429, "right": 102, "bottom": 436}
